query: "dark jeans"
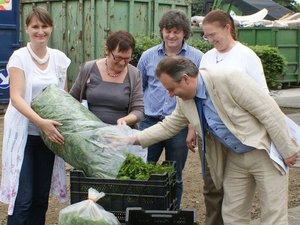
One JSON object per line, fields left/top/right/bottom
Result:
{"left": 7, "top": 135, "right": 55, "bottom": 225}
{"left": 139, "top": 116, "right": 189, "bottom": 208}
{"left": 198, "top": 139, "right": 224, "bottom": 225}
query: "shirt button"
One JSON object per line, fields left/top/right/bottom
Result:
{"left": 234, "top": 146, "right": 237, "bottom": 149}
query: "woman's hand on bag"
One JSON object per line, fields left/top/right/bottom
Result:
{"left": 117, "top": 118, "right": 127, "bottom": 126}
{"left": 38, "top": 119, "right": 64, "bottom": 145}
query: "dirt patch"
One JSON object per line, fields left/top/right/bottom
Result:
{"left": 0, "top": 114, "right": 299, "bottom": 225}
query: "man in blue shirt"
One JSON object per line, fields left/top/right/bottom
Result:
{"left": 137, "top": 9, "right": 203, "bottom": 208}
{"left": 133, "top": 56, "right": 299, "bottom": 225}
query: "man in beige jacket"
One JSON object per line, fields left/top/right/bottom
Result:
{"left": 132, "top": 56, "right": 299, "bottom": 225}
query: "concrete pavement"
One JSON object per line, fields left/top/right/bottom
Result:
{"left": 271, "top": 88, "right": 300, "bottom": 108}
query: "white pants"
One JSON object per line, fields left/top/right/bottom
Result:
{"left": 222, "top": 149, "right": 288, "bottom": 225}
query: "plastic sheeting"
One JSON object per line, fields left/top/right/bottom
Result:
{"left": 31, "top": 84, "right": 144, "bottom": 178}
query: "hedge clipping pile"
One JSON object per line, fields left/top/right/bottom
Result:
{"left": 31, "top": 84, "right": 134, "bottom": 178}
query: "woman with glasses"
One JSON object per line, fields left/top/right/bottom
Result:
{"left": 201, "top": 9, "right": 269, "bottom": 92}
{"left": 70, "top": 30, "right": 144, "bottom": 127}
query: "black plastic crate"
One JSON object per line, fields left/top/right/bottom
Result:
{"left": 125, "top": 207, "right": 197, "bottom": 225}
{"left": 112, "top": 199, "right": 177, "bottom": 224}
{"left": 70, "top": 161, "right": 177, "bottom": 223}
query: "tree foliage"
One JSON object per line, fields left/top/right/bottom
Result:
{"left": 191, "top": 0, "right": 204, "bottom": 16}
{"left": 273, "top": 0, "right": 297, "bottom": 11}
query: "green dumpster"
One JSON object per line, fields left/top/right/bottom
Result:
{"left": 20, "top": 0, "right": 191, "bottom": 88}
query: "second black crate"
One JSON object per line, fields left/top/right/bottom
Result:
{"left": 125, "top": 207, "right": 198, "bottom": 225}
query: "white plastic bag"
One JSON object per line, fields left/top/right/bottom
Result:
{"left": 107, "top": 125, "right": 148, "bottom": 163}
{"left": 58, "top": 188, "right": 120, "bottom": 225}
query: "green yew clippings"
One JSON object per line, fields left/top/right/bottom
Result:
{"left": 31, "top": 84, "right": 135, "bottom": 179}
{"left": 58, "top": 214, "right": 116, "bottom": 225}
{"left": 117, "top": 154, "right": 173, "bottom": 180}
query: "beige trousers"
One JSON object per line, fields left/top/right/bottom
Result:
{"left": 222, "top": 149, "right": 288, "bottom": 225}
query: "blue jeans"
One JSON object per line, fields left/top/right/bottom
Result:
{"left": 139, "top": 116, "right": 189, "bottom": 208}
{"left": 7, "top": 135, "right": 55, "bottom": 225}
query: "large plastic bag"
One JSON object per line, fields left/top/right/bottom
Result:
{"left": 31, "top": 84, "right": 145, "bottom": 178}
{"left": 58, "top": 188, "right": 120, "bottom": 225}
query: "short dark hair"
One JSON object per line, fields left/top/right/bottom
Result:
{"left": 26, "top": 7, "right": 53, "bottom": 27}
{"left": 155, "top": 56, "right": 198, "bottom": 82}
{"left": 159, "top": 9, "right": 191, "bottom": 40}
{"left": 106, "top": 30, "right": 135, "bottom": 52}
{"left": 203, "top": 9, "right": 237, "bottom": 41}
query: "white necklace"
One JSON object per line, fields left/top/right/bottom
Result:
{"left": 216, "top": 41, "right": 237, "bottom": 64}
{"left": 216, "top": 52, "right": 229, "bottom": 64}
{"left": 27, "top": 42, "right": 50, "bottom": 65}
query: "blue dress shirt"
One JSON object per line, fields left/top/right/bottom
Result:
{"left": 196, "top": 75, "right": 254, "bottom": 153}
{"left": 137, "top": 42, "right": 203, "bottom": 118}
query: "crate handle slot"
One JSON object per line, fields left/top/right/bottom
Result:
{"left": 151, "top": 214, "right": 173, "bottom": 218}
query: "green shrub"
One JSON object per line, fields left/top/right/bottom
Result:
{"left": 187, "top": 38, "right": 213, "bottom": 53}
{"left": 132, "top": 36, "right": 286, "bottom": 89}
{"left": 132, "top": 35, "right": 161, "bottom": 66}
{"left": 249, "top": 45, "right": 286, "bottom": 89}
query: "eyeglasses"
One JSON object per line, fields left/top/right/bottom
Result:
{"left": 202, "top": 32, "right": 216, "bottom": 41}
{"left": 111, "top": 51, "right": 132, "bottom": 62}
{"left": 202, "top": 25, "right": 227, "bottom": 41}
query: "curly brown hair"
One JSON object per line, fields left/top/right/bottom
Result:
{"left": 159, "top": 9, "right": 191, "bottom": 40}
